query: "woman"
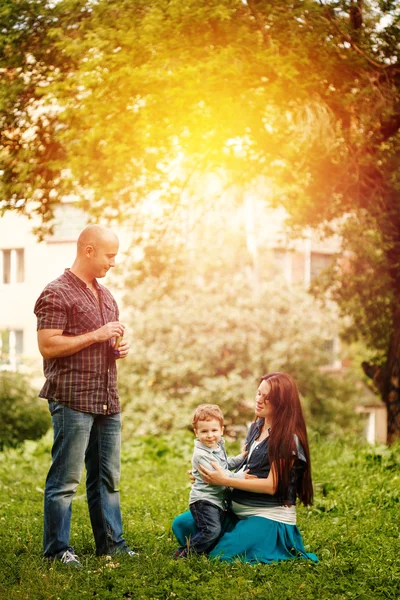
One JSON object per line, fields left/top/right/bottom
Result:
{"left": 172, "top": 372, "right": 318, "bottom": 563}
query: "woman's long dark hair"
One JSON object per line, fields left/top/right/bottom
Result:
{"left": 259, "top": 372, "right": 313, "bottom": 506}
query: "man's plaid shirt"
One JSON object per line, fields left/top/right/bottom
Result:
{"left": 34, "top": 269, "right": 121, "bottom": 415}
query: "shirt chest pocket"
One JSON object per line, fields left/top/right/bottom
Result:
{"left": 103, "top": 298, "right": 118, "bottom": 322}
{"left": 68, "top": 305, "right": 102, "bottom": 334}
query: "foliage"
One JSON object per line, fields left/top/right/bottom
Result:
{"left": 1, "top": 1, "right": 399, "bottom": 229}
{"left": 0, "top": 0, "right": 89, "bottom": 234}
{"left": 0, "top": 433, "right": 399, "bottom": 599}
{"left": 0, "top": 371, "right": 50, "bottom": 450}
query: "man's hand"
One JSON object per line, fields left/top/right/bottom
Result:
{"left": 114, "top": 337, "right": 129, "bottom": 359}
{"left": 94, "top": 321, "right": 125, "bottom": 343}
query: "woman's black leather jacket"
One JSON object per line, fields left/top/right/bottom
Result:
{"left": 230, "top": 419, "right": 306, "bottom": 507}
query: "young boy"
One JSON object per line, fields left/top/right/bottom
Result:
{"left": 174, "top": 404, "right": 246, "bottom": 558}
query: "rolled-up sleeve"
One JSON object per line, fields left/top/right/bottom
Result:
{"left": 34, "top": 289, "right": 68, "bottom": 331}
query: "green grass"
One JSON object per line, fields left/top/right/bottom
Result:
{"left": 1, "top": 431, "right": 399, "bottom": 600}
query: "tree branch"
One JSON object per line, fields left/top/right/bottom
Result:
{"left": 246, "top": 0, "right": 270, "bottom": 47}
{"left": 319, "top": 0, "right": 395, "bottom": 71}
{"left": 380, "top": 114, "right": 400, "bottom": 141}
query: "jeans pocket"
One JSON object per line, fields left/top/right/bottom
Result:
{"left": 48, "top": 401, "right": 61, "bottom": 416}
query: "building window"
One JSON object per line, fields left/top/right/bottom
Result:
{"left": 272, "top": 248, "right": 292, "bottom": 284}
{"left": 322, "top": 338, "right": 335, "bottom": 359}
{"left": 49, "top": 202, "right": 86, "bottom": 242}
{"left": 0, "top": 329, "right": 24, "bottom": 370}
{"left": 320, "top": 336, "right": 342, "bottom": 370}
{"left": 1, "top": 249, "right": 25, "bottom": 283}
{"left": 310, "top": 252, "right": 333, "bottom": 281}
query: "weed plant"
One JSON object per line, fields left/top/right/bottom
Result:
{"left": 0, "top": 431, "right": 399, "bottom": 600}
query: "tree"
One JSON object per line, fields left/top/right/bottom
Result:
{"left": 277, "top": 2, "right": 400, "bottom": 442}
{"left": 1, "top": 0, "right": 399, "bottom": 438}
{"left": 0, "top": 0, "right": 90, "bottom": 237}
{"left": 2, "top": 1, "right": 397, "bottom": 227}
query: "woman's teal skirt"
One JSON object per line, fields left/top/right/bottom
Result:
{"left": 172, "top": 510, "right": 318, "bottom": 564}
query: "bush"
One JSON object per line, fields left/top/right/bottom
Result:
{"left": 0, "top": 371, "right": 50, "bottom": 450}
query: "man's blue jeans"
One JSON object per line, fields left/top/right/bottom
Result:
{"left": 43, "top": 402, "right": 126, "bottom": 557}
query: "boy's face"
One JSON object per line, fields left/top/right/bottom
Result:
{"left": 194, "top": 419, "right": 224, "bottom": 448}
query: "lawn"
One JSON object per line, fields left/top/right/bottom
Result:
{"left": 1, "top": 431, "right": 399, "bottom": 600}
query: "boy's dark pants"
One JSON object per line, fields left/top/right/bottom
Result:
{"left": 186, "top": 500, "right": 224, "bottom": 554}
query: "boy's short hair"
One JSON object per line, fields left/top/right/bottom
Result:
{"left": 192, "top": 404, "right": 224, "bottom": 429}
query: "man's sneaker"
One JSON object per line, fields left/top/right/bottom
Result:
{"left": 59, "top": 550, "right": 83, "bottom": 568}
{"left": 116, "top": 545, "right": 139, "bottom": 558}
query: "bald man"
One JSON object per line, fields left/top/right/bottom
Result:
{"left": 34, "top": 225, "right": 137, "bottom": 567}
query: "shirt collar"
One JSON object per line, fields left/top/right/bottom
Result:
{"left": 194, "top": 439, "right": 224, "bottom": 452}
{"left": 64, "top": 268, "right": 100, "bottom": 290}
{"left": 253, "top": 418, "right": 271, "bottom": 438}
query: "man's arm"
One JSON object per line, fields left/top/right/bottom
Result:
{"left": 38, "top": 321, "right": 125, "bottom": 359}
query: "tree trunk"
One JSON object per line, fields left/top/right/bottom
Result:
{"left": 362, "top": 311, "right": 400, "bottom": 444}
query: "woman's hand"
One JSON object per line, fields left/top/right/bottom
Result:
{"left": 244, "top": 472, "right": 258, "bottom": 480}
{"left": 200, "top": 464, "right": 277, "bottom": 495}
{"left": 198, "top": 462, "right": 230, "bottom": 486}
